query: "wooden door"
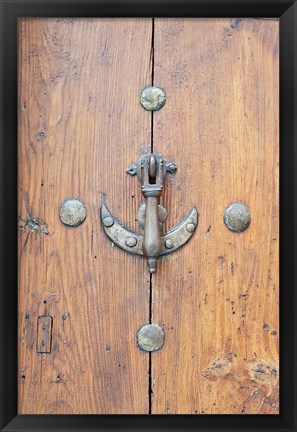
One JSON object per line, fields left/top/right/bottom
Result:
{"left": 18, "top": 18, "right": 279, "bottom": 414}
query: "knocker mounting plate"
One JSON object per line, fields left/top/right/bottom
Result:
{"left": 101, "top": 153, "right": 198, "bottom": 273}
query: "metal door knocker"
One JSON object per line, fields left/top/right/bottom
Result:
{"left": 101, "top": 152, "right": 198, "bottom": 273}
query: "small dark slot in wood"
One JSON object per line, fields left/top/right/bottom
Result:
{"left": 37, "top": 316, "right": 53, "bottom": 354}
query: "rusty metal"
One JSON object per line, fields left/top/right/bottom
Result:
{"left": 137, "top": 323, "right": 165, "bottom": 352}
{"left": 101, "top": 204, "right": 143, "bottom": 253}
{"left": 18, "top": 214, "right": 49, "bottom": 235}
{"left": 125, "top": 237, "right": 137, "bottom": 247}
{"left": 127, "top": 155, "right": 177, "bottom": 179}
{"left": 186, "top": 223, "right": 195, "bottom": 233}
{"left": 137, "top": 202, "right": 167, "bottom": 229}
{"left": 140, "top": 86, "right": 166, "bottom": 111}
{"left": 102, "top": 215, "right": 114, "bottom": 227}
{"left": 224, "top": 203, "right": 250, "bottom": 232}
{"left": 160, "top": 208, "right": 198, "bottom": 253}
{"left": 101, "top": 152, "right": 198, "bottom": 273}
{"left": 101, "top": 203, "right": 198, "bottom": 258}
{"left": 166, "top": 161, "right": 177, "bottom": 174}
{"left": 164, "top": 238, "right": 174, "bottom": 249}
{"left": 141, "top": 153, "right": 164, "bottom": 273}
{"left": 60, "top": 198, "right": 87, "bottom": 227}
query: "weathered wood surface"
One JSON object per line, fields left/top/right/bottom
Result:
{"left": 152, "top": 18, "right": 279, "bottom": 414}
{"left": 18, "top": 18, "right": 279, "bottom": 415}
{"left": 18, "top": 18, "right": 152, "bottom": 414}
{"left": 36, "top": 316, "right": 53, "bottom": 354}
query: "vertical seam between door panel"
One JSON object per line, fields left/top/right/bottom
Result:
{"left": 148, "top": 17, "right": 155, "bottom": 415}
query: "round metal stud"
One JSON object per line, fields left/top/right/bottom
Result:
{"left": 126, "top": 237, "right": 137, "bottom": 247}
{"left": 137, "top": 323, "right": 165, "bottom": 352}
{"left": 103, "top": 216, "right": 114, "bottom": 227}
{"left": 186, "top": 223, "right": 195, "bottom": 233}
{"left": 164, "top": 238, "right": 174, "bottom": 249}
{"left": 140, "top": 86, "right": 166, "bottom": 111}
{"left": 224, "top": 202, "right": 251, "bottom": 232}
{"left": 166, "top": 162, "right": 177, "bottom": 174}
{"left": 59, "top": 198, "right": 87, "bottom": 227}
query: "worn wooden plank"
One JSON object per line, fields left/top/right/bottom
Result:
{"left": 18, "top": 18, "right": 152, "bottom": 414}
{"left": 152, "top": 18, "right": 279, "bottom": 414}
{"left": 37, "top": 316, "right": 53, "bottom": 354}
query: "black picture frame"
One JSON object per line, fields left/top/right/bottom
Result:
{"left": 0, "top": 1, "right": 296, "bottom": 431}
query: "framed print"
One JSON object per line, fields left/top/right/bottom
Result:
{"left": 0, "top": 0, "right": 296, "bottom": 431}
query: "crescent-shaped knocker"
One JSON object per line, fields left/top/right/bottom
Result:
{"left": 101, "top": 153, "right": 198, "bottom": 273}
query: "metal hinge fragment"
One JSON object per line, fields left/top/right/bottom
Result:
{"left": 37, "top": 316, "right": 53, "bottom": 354}
{"left": 101, "top": 152, "right": 198, "bottom": 273}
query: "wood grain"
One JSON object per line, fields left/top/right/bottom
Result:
{"left": 18, "top": 18, "right": 153, "bottom": 414}
{"left": 152, "top": 18, "right": 279, "bottom": 414}
{"left": 18, "top": 18, "right": 279, "bottom": 415}
{"left": 37, "top": 316, "right": 53, "bottom": 354}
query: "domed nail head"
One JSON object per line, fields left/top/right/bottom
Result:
{"left": 224, "top": 203, "right": 251, "bottom": 232}
{"left": 140, "top": 86, "right": 166, "bottom": 111}
{"left": 137, "top": 323, "right": 165, "bottom": 352}
{"left": 60, "top": 198, "right": 87, "bottom": 227}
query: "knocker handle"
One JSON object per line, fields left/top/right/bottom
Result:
{"left": 141, "top": 154, "right": 163, "bottom": 273}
